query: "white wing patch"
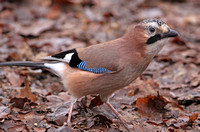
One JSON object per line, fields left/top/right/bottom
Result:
{"left": 64, "top": 53, "right": 74, "bottom": 62}
{"left": 44, "top": 63, "right": 65, "bottom": 75}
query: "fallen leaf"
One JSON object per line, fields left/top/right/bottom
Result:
{"left": 0, "top": 106, "right": 10, "bottom": 121}
{"left": 0, "top": 120, "right": 27, "bottom": 132}
{"left": 54, "top": 123, "right": 74, "bottom": 132}
{"left": 52, "top": 0, "right": 83, "bottom": 5}
{"left": 188, "top": 112, "right": 198, "bottom": 123}
{"left": 46, "top": 106, "right": 68, "bottom": 126}
{"left": 89, "top": 96, "right": 103, "bottom": 108}
{"left": 10, "top": 19, "right": 54, "bottom": 36}
{"left": 136, "top": 95, "right": 168, "bottom": 117}
{"left": 29, "top": 37, "right": 73, "bottom": 53}
{"left": 46, "top": 94, "right": 67, "bottom": 111}
{"left": 17, "top": 112, "right": 45, "bottom": 129}
{"left": 46, "top": 5, "right": 61, "bottom": 19}
{"left": 19, "top": 79, "right": 37, "bottom": 102}
{"left": 10, "top": 97, "right": 30, "bottom": 109}
{"left": 180, "top": 112, "right": 198, "bottom": 128}
{"left": 171, "top": 36, "right": 187, "bottom": 46}
{"left": 4, "top": 69, "right": 25, "bottom": 87}
{"left": 93, "top": 114, "right": 112, "bottom": 125}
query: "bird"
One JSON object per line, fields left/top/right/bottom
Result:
{"left": 0, "top": 19, "right": 178, "bottom": 130}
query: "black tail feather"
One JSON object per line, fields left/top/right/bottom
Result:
{"left": 0, "top": 61, "right": 47, "bottom": 69}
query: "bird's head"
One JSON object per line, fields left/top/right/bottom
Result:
{"left": 125, "top": 19, "right": 178, "bottom": 57}
{"left": 142, "top": 19, "right": 178, "bottom": 45}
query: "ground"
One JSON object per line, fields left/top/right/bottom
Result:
{"left": 0, "top": 0, "right": 200, "bottom": 131}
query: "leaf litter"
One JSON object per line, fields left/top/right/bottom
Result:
{"left": 0, "top": 0, "right": 200, "bottom": 131}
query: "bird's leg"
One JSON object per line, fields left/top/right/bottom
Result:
{"left": 66, "top": 97, "right": 77, "bottom": 125}
{"left": 106, "top": 101, "right": 130, "bottom": 131}
{"left": 106, "top": 102, "right": 126, "bottom": 122}
{"left": 67, "top": 102, "right": 74, "bottom": 124}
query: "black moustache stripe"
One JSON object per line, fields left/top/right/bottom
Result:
{"left": 146, "top": 34, "right": 162, "bottom": 45}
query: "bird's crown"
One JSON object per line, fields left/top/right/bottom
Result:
{"left": 142, "top": 19, "right": 166, "bottom": 26}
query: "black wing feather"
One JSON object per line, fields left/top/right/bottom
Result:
{"left": 52, "top": 49, "right": 76, "bottom": 59}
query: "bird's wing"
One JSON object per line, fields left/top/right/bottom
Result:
{"left": 40, "top": 41, "right": 121, "bottom": 74}
{"left": 40, "top": 49, "right": 75, "bottom": 63}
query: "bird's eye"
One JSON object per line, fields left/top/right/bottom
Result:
{"left": 148, "top": 26, "right": 155, "bottom": 33}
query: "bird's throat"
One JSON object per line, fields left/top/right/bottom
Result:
{"left": 146, "top": 39, "right": 167, "bottom": 57}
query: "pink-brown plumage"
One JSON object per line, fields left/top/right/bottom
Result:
{"left": 0, "top": 19, "right": 178, "bottom": 131}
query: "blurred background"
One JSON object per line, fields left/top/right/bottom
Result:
{"left": 0, "top": 0, "right": 200, "bottom": 131}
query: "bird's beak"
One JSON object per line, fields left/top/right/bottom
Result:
{"left": 161, "top": 29, "right": 178, "bottom": 38}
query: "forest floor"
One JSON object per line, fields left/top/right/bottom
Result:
{"left": 0, "top": 0, "right": 200, "bottom": 131}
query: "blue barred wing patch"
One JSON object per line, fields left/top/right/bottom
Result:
{"left": 77, "top": 61, "right": 111, "bottom": 74}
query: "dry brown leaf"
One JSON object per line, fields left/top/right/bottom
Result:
{"left": 17, "top": 112, "right": 45, "bottom": 129}
{"left": 10, "top": 19, "right": 54, "bottom": 36}
{"left": 10, "top": 97, "right": 30, "bottom": 109}
{"left": 4, "top": 69, "right": 25, "bottom": 87}
{"left": 136, "top": 95, "right": 168, "bottom": 116}
{"left": 46, "top": 5, "right": 61, "bottom": 19}
{"left": 89, "top": 96, "right": 103, "bottom": 108}
{"left": 0, "top": 120, "right": 27, "bottom": 132}
{"left": 0, "top": 106, "right": 10, "bottom": 121}
{"left": 52, "top": 0, "right": 83, "bottom": 5}
{"left": 19, "top": 79, "right": 37, "bottom": 102}
{"left": 180, "top": 112, "right": 199, "bottom": 128}
{"left": 46, "top": 106, "right": 68, "bottom": 126}
{"left": 189, "top": 112, "right": 198, "bottom": 123}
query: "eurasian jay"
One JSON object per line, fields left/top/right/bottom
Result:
{"left": 0, "top": 19, "right": 178, "bottom": 130}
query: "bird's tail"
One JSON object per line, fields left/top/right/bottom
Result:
{"left": 0, "top": 61, "right": 48, "bottom": 69}
{"left": 0, "top": 61, "right": 66, "bottom": 76}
